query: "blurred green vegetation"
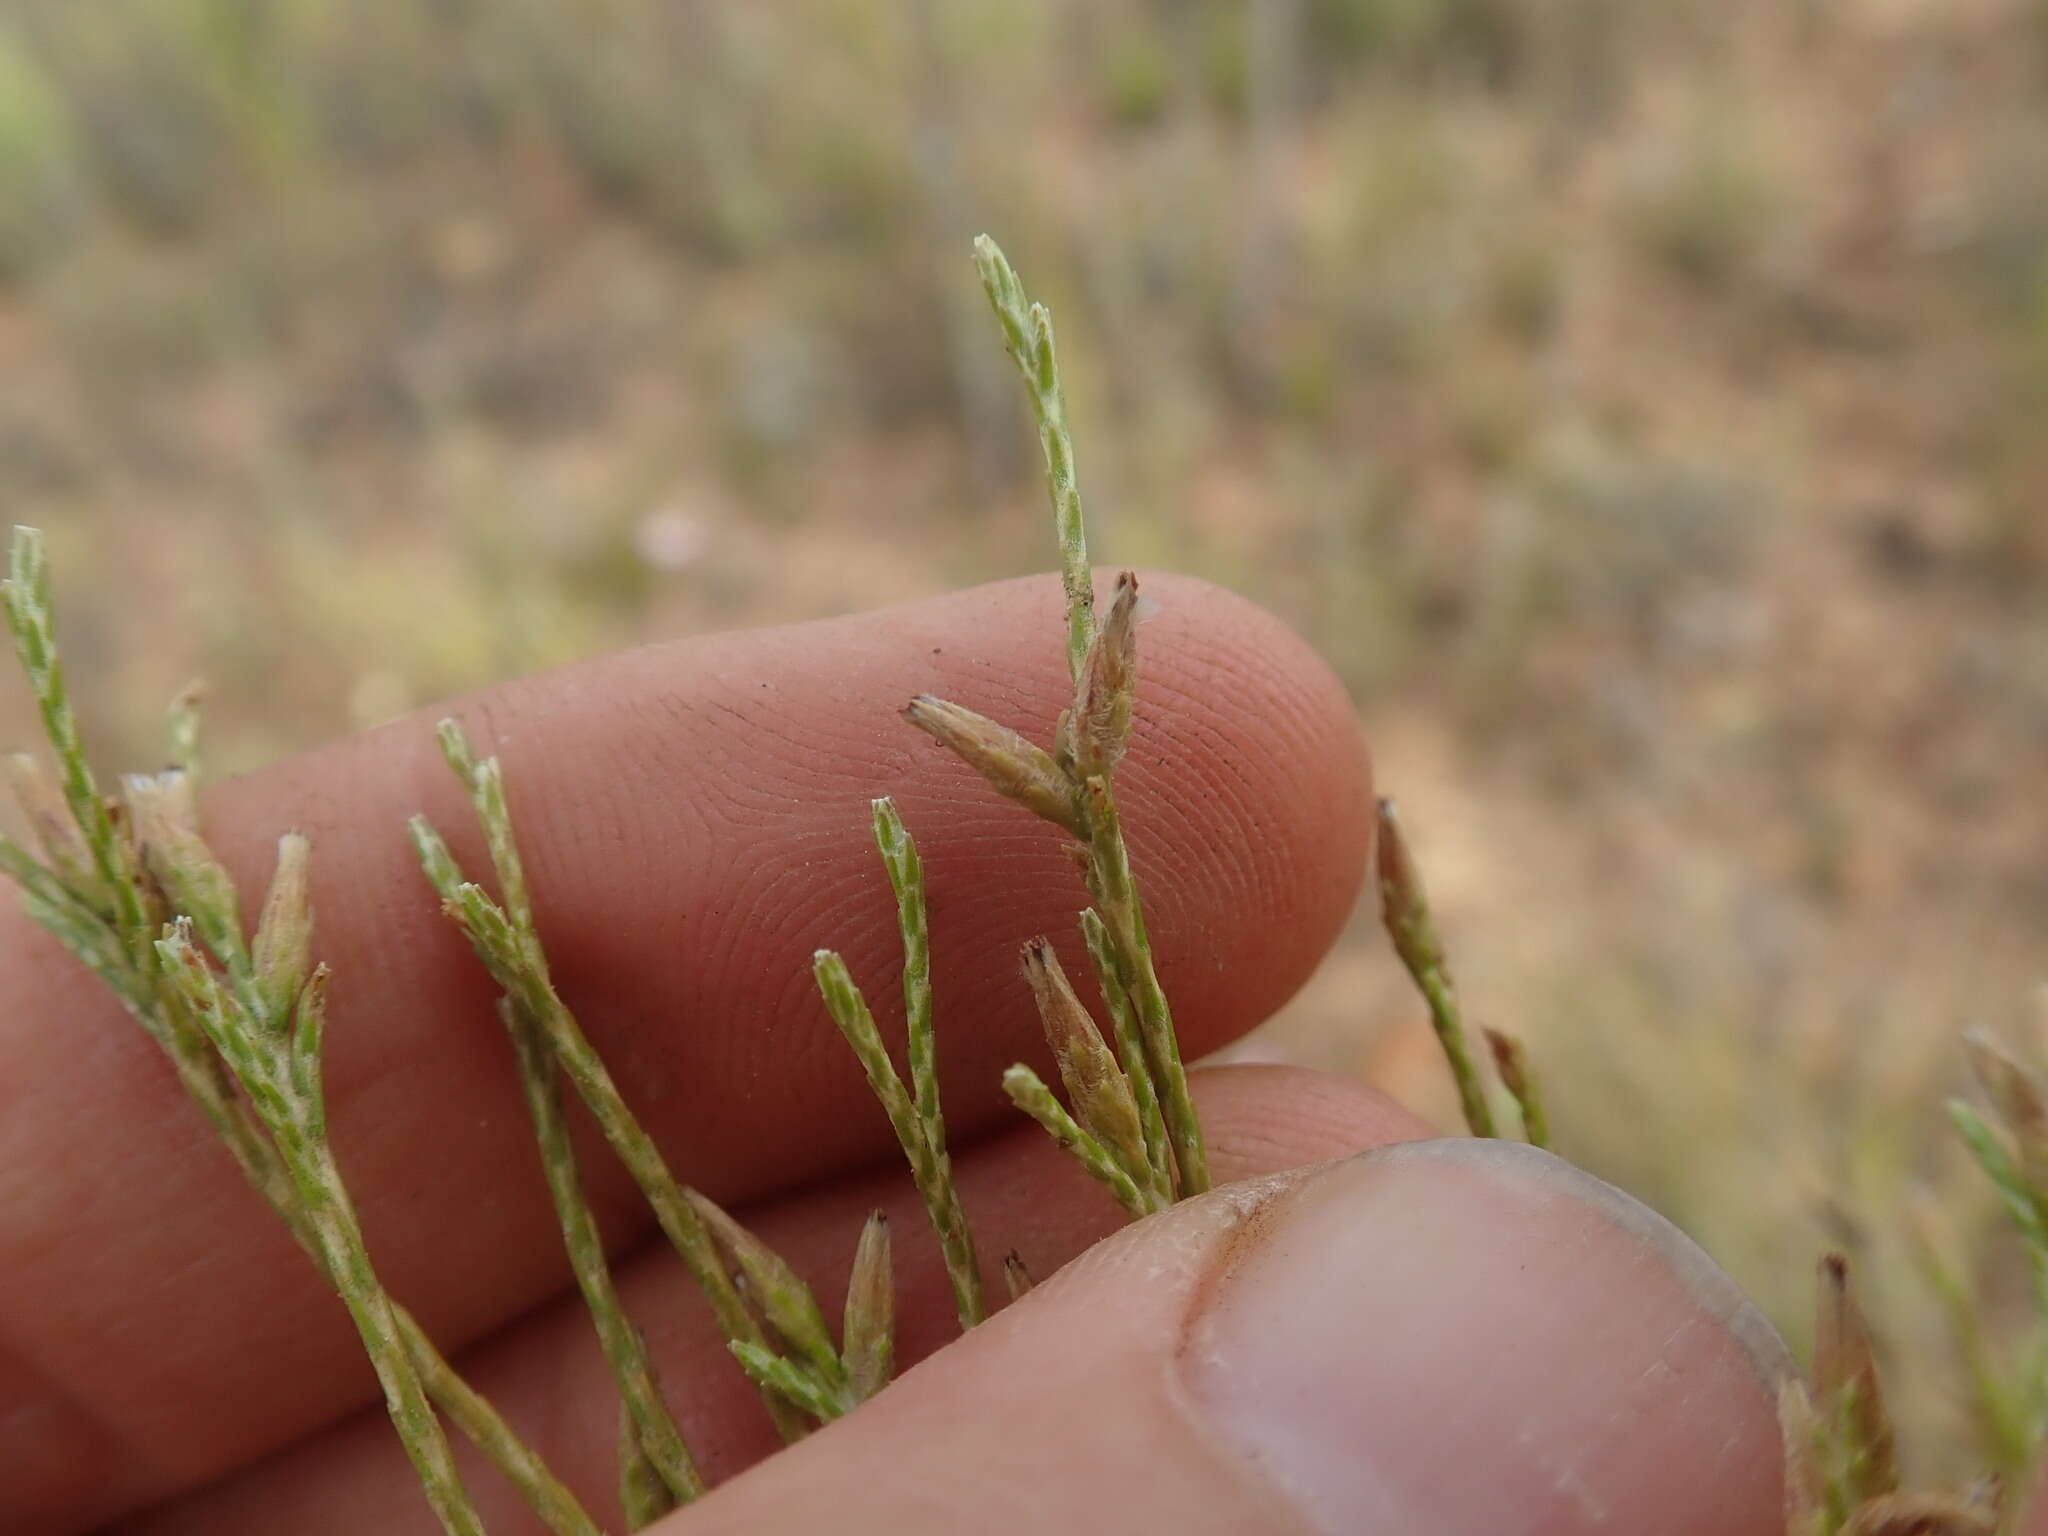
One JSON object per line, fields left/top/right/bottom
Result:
{"left": 1, "top": 0, "right": 2045, "bottom": 1490}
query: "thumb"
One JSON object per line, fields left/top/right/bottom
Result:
{"left": 662, "top": 1140, "right": 1795, "bottom": 1535}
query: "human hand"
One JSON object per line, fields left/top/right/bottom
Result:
{"left": 1, "top": 574, "right": 1791, "bottom": 1534}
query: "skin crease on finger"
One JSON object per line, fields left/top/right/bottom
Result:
{"left": 0, "top": 573, "right": 1373, "bottom": 1531}
{"left": 113, "top": 1068, "right": 1434, "bottom": 1533}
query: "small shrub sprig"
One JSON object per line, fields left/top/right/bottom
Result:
{"left": 0, "top": 533, "right": 597, "bottom": 1536}
{"left": 10, "top": 234, "right": 2033, "bottom": 1535}
{"left": 1772, "top": 1018, "right": 2048, "bottom": 1536}
{"left": 1373, "top": 794, "right": 1546, "bottom": 1145}
{"left": 0, "top": 238, "right": 1232, "bottom": 1531}
{"left": 889, "top": 236, "right": 1210, "bottom": 1202}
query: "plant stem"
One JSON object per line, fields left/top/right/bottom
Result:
{"left": 1080, "top": 907, "right": 1171, "bottom": 1199}
{"left": 1375, "top": 797, "right": 1498, "bottom": 1139}
{"left": 411, "top": 757, "right": 811, "bottom": 1441}
{"left": 1002, "top": 1065, "right": 1157, "bottom": 1217}
{"left": 141, "top": 973, "right": 601, "bottom": 1533}
{"left": 871, "top": 798, "right": 985, "bottom": 1329}
{"left": 973, "top": 234, "right": 1094, "bottom": 680}
{"left": 1485, "top": 1027, "right": 1548, "bottom": 1149}
{"left": 508, "top": 997, "right": 703, "bottom": 1506}
{"left": 477, "top": 886, "right": 805, "bottom": 1440}
{"left": 619, "top": 1399, "right": 678, "bottom": 1531}
{"left": 293, "top": 1135, "right": 487, "bottom": 1536}
{"left": 1079, "top": 780, "right": 1207, "bottom": 1194}
{"left": 1, "top": 530, "right": 145, "bottom": 937}
{"left": 813, "top": 950, "right": 987, "bottom": 1328}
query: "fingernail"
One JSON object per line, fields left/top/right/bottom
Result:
{"left": 1183, "top": 1140, "right": 1795, "bottom": 1535}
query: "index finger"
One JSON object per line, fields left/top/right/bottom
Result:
{"left": 0, "top": 571, "right": 1372, "bottom": 1527}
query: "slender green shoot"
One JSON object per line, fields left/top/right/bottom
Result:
{"left": 972, "top": 234, "right": 1093, "bottom": 680}
{"left": 885, "top": 237, "right": 1212, "bottom": 1203}
{"left": 686, "top": 1188, "right": 846, "bottom": 1392}
{"left": 157, "top": 925, "right": 485, "bottom": 1536}
{"left": 1485, "top": 1028, "right": 1549, "bottom": 1149}
{"left": 730, "top": 1344, "right": 848, "bottom": 1425}
{"left": 0, "top": 526, "right": 598, "bottom": 1536}
{"left": 506, "top": 997, "right": 702, "bottom": 1507}
{"left": 872, "top": 797, "right": 986, "bottom": 1328}
{"left": 813, "top": 948, "right": 986, "bottom": 1329}
{"left": 1002, "top": 1064, "right": 1155, "bottom": 1218}
{"left": 1, "top": 528, "right": 145, "bottom": 938}
{"left": 1950, "top": 1101, "right": 2048, "bottom": 1334}
{"left": 1375, "top": 796, "right": 1498, "bottom": 1139}
{"left": 1080, "top": 906, "right": 1169, "bottom": 1189}
{"left": 619, "top": 1398, "right": 679, "bottom": 1530}
{"left": 412, "top": 728, "right": 811, "bottom": 1442}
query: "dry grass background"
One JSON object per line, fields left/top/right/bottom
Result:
{"left": 1, "top": 0, "right": 2044, "bottom": 1486}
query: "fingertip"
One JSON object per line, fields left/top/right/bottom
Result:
{"left": 1185, "top": 1140, "right": 1793, "bottom": 1534}
{"left": 674, "top": 1139, "right": 1789, "bottom": 1536}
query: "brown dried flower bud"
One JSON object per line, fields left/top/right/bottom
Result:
{"left": 1020, "top": 936, "right": 1147, "bottom": 1180}
{"left": 253, "top": 832, "right": 315, "bottom": 1020}
{"left": 904, "top": 696, "right": 1085, "bottom": 836}
{"left": 841, "top": 1211, "right": 893, "bottom": 1403}
{"left": 1814, "top": 1253, "right": 1898, "bottom": 1503}
{"left": 1071, "top": 570, "right": 1140, "bottom": 777}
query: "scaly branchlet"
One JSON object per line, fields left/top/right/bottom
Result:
{"left": 414, "top": 724, "right": 811, "bottom": 1445}
{"left": 506, "top": 997, "right": 703, "bottom": 1508}
{"left": 880, "top": 242, "right": 1212, "bottom": 1210}
{"left": 1484, "top": 1027, "right": 1549, "bottom": 1149}
{"left": 157, "top": 915, "right": 487, "bottom": 1536}
{"left": 972, "top": 233, "right": 1093, "bottom": 680}
{"left": 1079, "top": 905, "right": 1170, "bottom": 1188}
{"left": 1950, "top": 1099, "right": 2048, "bottom": 1330}
{"left": 813, "top": 946, "right": 985, "bottom": 1330}
{"left": 687, "top": 1188, "right": 847, "bottom": 1393}
{"left": 1002, "top": 1063, "right": 1155, "bottom": 1218}
{"left": 619, "top": 1397, "right": 679, "bottom": 1531}
{"left": 1374, "top": 795, "right": 1498, "bottom": 1139}
{"left": 0, "top": 526, "right": 600, "bottom": 1536}
{"left": 1071, "top": 760, "right": 1206, "bottom": 1194}
{"left": 2, "top": 528, "right": 147, "bottom": 941}
{"left": 730, "top": 1343, "right": 849, "bottom": 1425}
